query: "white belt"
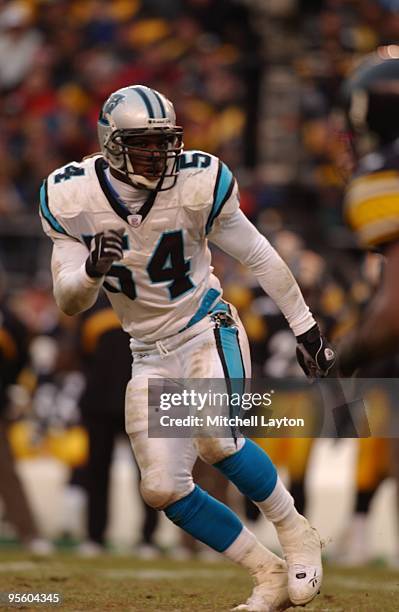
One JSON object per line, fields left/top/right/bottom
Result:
{"left": 130, "top": 316, "right": 214, "bottom": 358}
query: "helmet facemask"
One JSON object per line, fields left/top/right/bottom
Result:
{"left": 104, "top": 127, "right": 183, "bottom": 190}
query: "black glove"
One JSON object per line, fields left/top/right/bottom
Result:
{"left": 296, "top": 324, "right": 336, "bottom": 378}
{"left": 85, "top": 229, "right": 124, "bottom": 278}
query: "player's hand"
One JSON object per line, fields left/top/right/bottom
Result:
{"left": 296, "top": 324, "right": 336, "bottom": 378}
{"left": 85, "top": 228, "right": 124, "bottom": 278}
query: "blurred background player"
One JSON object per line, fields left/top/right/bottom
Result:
{"left": 339, "top": 47, "right": 399, "bottom": 372}
{"left": 77, "top": 295, "right": 160, "bottom": 557}
{"left": 0, "top": 263, "right": 52, "bottom": 554}
{"left": 337, "top": 46, "right": 399, "bottom": 565}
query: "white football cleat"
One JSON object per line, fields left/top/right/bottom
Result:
{"left": 26, "top": 538, "right": 54, "bottom": 556}
{"left": 133, "top": 543, "right": 162, "bottom": 560}
{"left": 279, "top": 516, "right": 322, "bottom": 606}
{"left": 329, "top": 513, "right": 371, "bottom": 566}
{"left": 77, "top": 540, "right": 106, "bottom": 558}
{"left": 231, "top": 556, "right": 291, "bottom": 612}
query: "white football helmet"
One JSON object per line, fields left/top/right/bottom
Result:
{"left": 97, "top": 85, "right": 183, "bottom": 190}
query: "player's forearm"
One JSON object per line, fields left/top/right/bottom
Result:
{"left": 51, "top": 240, "right": 102, "bottom": 316}
{"left": 210, "top": 211, "right": 315, "bottom": 336}
{"left": 339, "top": 241, "right": 399, "bottom": 374}
{"left": 254, "top": 262, "right": 315, "bottom": 336}
{"left": 339, "top": 293, "right": 399, "bottom": 374}
{"left": 53, "top": 263, "right": 102, "bottom": 315}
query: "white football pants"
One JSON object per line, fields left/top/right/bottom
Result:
{"left": 125, "top": 305, "right": 251, "bottom": 509}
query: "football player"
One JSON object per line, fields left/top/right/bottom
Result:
{"left": 339, "top": 47, "right": 399, "bottom": 374}
{"left": 337, "top": 49, "right": 399, "bottom": 569}
{"left": 39, "top": 85, "right": 334, "bottom": 611}
{"left": 0, "top": 268, "right": 52, "bottom": 554}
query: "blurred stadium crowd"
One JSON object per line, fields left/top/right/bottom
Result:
{"left": 1, "top": 0, "right": 399, "bottom": 562}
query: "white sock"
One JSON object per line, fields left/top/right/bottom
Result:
{"left": 255, "top": 477, "right": 305, "bottom": 540}
{"left": 223, "top": 527, "right": 284, "bottom": 581}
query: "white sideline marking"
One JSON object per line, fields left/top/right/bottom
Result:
{"left": 329, "top": 576, "right": 399, "bottom": 592}
{"left": 101, "top": 569, "right": 399, "bottom": 590}
{"left": 101, "top": 568, "right": 237, "bottom": 580}
{"left": 0, "top": 563, "right": 235, "bottom": 580}
{"left": 0, "top": 562, "right": 37, "bottom": 572}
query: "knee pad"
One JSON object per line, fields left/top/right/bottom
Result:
{"left": 140, "top": 470, "right": 175, "bottom": 509}
{"left": 140, "top": 469, "right": 192, "bottom": 510}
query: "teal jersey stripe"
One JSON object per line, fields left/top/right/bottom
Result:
{"left": 206, "top": 161, "right": 235, "bottom": 234}
{"left": 39, "top": 180, "right": 67, "bottom": 235}
{"left": 209, "top": 300, "right": 230, "bottom": 316}
{"left": 184, "top": 288, "right": 221, "bottom": 330}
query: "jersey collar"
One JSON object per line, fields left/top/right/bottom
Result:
{"left": 95, "top": 157, "right": 158, "bottom": 224}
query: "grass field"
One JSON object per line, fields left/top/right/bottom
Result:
{"left": 0, "top": 550, "right": 398, "bottom": 611}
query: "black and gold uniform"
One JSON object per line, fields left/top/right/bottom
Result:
{"left": 0, "top": 301, "right": 42, "bottom": 544}
{"left": 345, "top": 140, "right": 399, "bottom": 251}
{"left": 78, "top": 296, "right": 160, "bottom": 549}
{"left": 339, "top": 48, "right": 399, "bottom": 556}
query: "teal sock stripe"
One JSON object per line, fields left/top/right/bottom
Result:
{"left": 164, "top": 485, "right": 243, "bottom": 552}
{"left": 214, "top": 438, "right": 278, "bottom": 502}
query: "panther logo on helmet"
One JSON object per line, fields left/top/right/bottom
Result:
{"left": 103, "top": 93, "right": 125, "bottom": 116}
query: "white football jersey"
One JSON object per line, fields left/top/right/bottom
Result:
{"left": 40, "top": 151, "right": 238, "bottom": 341}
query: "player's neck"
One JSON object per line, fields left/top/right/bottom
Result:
{"left": 106, "top": 167, "right": 149, "bottom": 209}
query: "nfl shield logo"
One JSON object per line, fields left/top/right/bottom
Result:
{"left": 128, "top": 214, "right": 142, "bottom": 227}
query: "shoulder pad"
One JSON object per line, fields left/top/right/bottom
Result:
{"left": 41, "top": 157, "right": 100, "bottom": 236}
{"left": 178, "top": 150, "right": 215, "bottom": 174}
{"left": 178, "top": 150, "right": 235, "bottom": 221}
